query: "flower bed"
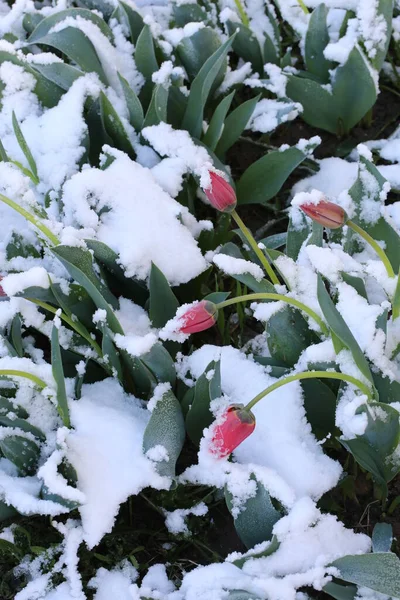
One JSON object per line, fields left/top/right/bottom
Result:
{"left": 0, "top": 0, "right": 400, "bottom": 599}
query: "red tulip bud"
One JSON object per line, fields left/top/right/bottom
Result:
{"left": 300, "top": 199, "right": 346, "bottom": 229}
{"left": 204, "top": 172, "right": 237, "bottom": 213}
{"left": 0, "top": 276, "right": 6, "bottom": 298}
{"left": 178, "top": 300, "right": 217, "bottom": 335}
{"left": 210, "top": 404, "right": 256, "bottom": 458}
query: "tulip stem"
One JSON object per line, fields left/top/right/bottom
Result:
{"left": 231, "top": 210, "right": 280, "bottom": 285}
{"left": 216, "top": 293, "right": 328, "bottom": 335}
{"left": 297, "top": 0, "right": 309, "bottom": 13}
{"left": 347, "top": 220, "right": 395, "bottom": 278}
{"left": 244, "top": 370, "right": 372, "bottom": 411}
{"left": 0, "top": 193, "right": 59, "bottom": 246}
{"left": 233, "top": 0, "right": 249, "bottom": 26}
{"left": 0, "top": 369, "right": 48, "bottom": 389}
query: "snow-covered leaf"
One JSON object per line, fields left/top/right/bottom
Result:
{"left": 143, "top": 388, "right": 185, "bottom": 478}
{"left": 141, "top": 344, "right": 176, "bottom": 387}
{"left": 135, "top": 24, "right": 158, "bottom": 107}
{"left": 100, "top": 91, "right": 135, "bottom": 159}
{"left": 372, "top": 523, "right": 393, "bottom": 553}
{"left": 177, "top": 27, "right": 225, "bottom": 84}
{"left": 172, "top": 3, "right": 207, "bottom": 27}
{"left": 305, "top": 3, "right": 334, "bottom": 83}
{"left": 323, "top": 581, "right": 357, "bottom": 600}
{"left": 331, "top": 552, "right": 400, "bottom": 598}
{"left": 267, "top": 306, "right": 319, "bottom": 367}
{"left": 28, "top": 8, "right": 114, "bottom": 43}
{"left": 143, "top": 84, "right": 169, "bottom": 128}
{"left": 0, "top": 416, "right": 45, "bottom": 441}
{"left": 51, "top": 325, "right": 70, "bottom": 427}
{"left": 0, "top": 435, "right": 40, "bottom": 476}
{"left": 149, "top": 263, "right": 179, "bottom": 328}
{"left": 118, "top": 72, "right": 144, "bottom": 131}
{"left": 118, "top": 1, "right": 144, "bottom": 44}
{"left": 218, "top": 243, "right": 275, "bottom": 293}
{"left": 226, "top": 20, "right": 264, "bottom": 74}
{"left": 215, "top": 94, "right": 260, "bottom": 157}
{"left": 186, "top": 360, "right": 220, "bottom": 446}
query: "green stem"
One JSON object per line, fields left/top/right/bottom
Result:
{"left": 245, "top": 370, "right": 372, "bottom": 411}
{"left": 297, "top": 0, "right": 309, "bottom": 14}
{"left": 232, "top": 209, "right": 279, "bottom": 285}
{"left": 216, "top": 293, "right": 328, "bottom": 335}
{"left": 347, "top": 220, "right": 395, "bottom": 278}
{"left": 0, "top": 369, "right": 47, "bottom": 389}
{"left": 27, "top": 298, "right": 103, "bottom": 358}
{"left": 233, "top": 0, "right": 249, "bottom": 26}
{"left": 0, "top": 193, "right": 59, "bottom": 246}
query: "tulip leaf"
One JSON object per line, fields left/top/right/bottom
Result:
{"left": 305, "top": 3, "right": 334, "bottom": 83}
{"left": 0, "top": 435, "right": 40, "bottom": 476}
{"left": 118, "top": 1, "right": 144, "bottom": 44}
{"left": 143, "top": 388, "right": 185, "bottom": 478}
{"left": 0, "top": 501, "right": 18, "bottom": 522}
{"left": 317, "top": 275, "right": 373, "bottom": 384}
{"left": 172, "top": 3, "right": 207, "bottom": 26}
{"left": 301, "top": 379, "right": 336, "bottom": 439}
{"left": 143, "top": 84, "right": 169, "bottom": 128}
{"left": 135, "top": 24, "right": 158, "bottom": 107}
{"left": 12, "top": 112, "right": 38, "bottom": 182}
{"left": 215, "top": 94, "right": 261, "bottom": 157}
{"left": 330, "top": 552, "right": 400, "bottom": 598}
{"left": 101, "top": 325, "right": 123, "bottom": 381}
{"left": 372, "top": 523, "right": 393, "bottom": 553}
{"left": 286, "top": 212, "right": 310, "bottom": 260}
{"left": 323, "top": 582, "right": 357, "bottom": 600}
{"left": 51, "top": 325, "right": 70, "bottom": 428}
{"left": 267, "top": 306, "right": 319, "bottom": 367}
{"left": 226, "top": 20, "right": 264, "bottom": 74}
{"left": 28, "top": 8, "right": 113, "bottom": 43}
{"left": 186, "top": 360, "right": 221, "bottom": 446}
{"left": 232, "top": 535, "right": 280, "bottom": 569}
{"left": 182, "top": 33, "right": 236, "bottom": 138}
{"left": 149, "top": 263, "right": 179, "bottom": 328}
{"left": 10, "top": 314, "right": 24, "bottom": 358}
{"left": 140, "top": 343, "right": 176, "bottom": 387}
{"left": 218, "top": 243, "right": 276, "bottom": 293}
{"left": 225, "top": 474, "right": 281, "bottom": 549}
{"left": 118, "top": 73, "right": 144, "bottom": 131}
{"left": 202, "top": 91, "right": 235, "bottom": 151}
{"left": 0, "top": 416, "right": 45, "bottom": 441}
{"left": 100, "top": 91, "right": 135, "bottom": 158}
{"left": 237, "top": 144, "right": 317, "bottom": 205}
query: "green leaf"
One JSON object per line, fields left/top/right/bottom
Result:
{"left": 259, "top": 232, "right": 287, "bottom": 250}
{"left": 237, "top": 145, "right": 315, "bottom": 205}
{"left": 366, "top": 0, "right": 392, "bottom": 70}
{"left": 118, "top": 73, "right": 144, "bottom": 131}
{"left": 225, "top": 475, "right": 281, "bottom": 549}
{"left": 173, "top": 3, "right": 207, "bottom": 26}
{"left": 135, "top": 24, "right": 158, "bottom": 81}
{"left": 0, "top": 416, "right": 45, "bottom": 441}
{"left": 142, "top": 84, "right": 169, "bottom": 128}
{"left": 0, "top": 501, "right": 18, "bottom": 522}
{"left": 0, "top": 435, "right": 40, "bottom": 476}
{"left": 182, "top": 34, "right": 236, "bottom": 138}
{"left": 186, "top": 360, "right": 220, "bottom": 445}
{"left": 149, "top": 263, "right": 179, "bottom": 328}
{"left": 202, "top": 91, "right": 235, "bottom": 151}
{"left": 23, "top": 13, "right": 44, "bottom": 35}
{"left": 100, "top": 91, "right": 135, "bottom": 158}
{"left": 372, "top": 523, "right": 393, "bottom": 553}
{"left": 30, "top": 62, "right": 83, "bottom": 92}
{"left": 226, "top": 20, "right": 264, "bottom": 74}
{"left": 51, "top": 245, "right": 122, "bottom": 334}
{"left": 177, "top": 27, "right": 225, "bottom": 83}
{"left": 286, "top": 47, "right": 377, "bottom": 134}
{"left": 286, "top": 212, "right": 310, "bottom": 260}
{"left": 215, "top": 94, "right": 261, "bottom": 157}
{"left": 373, "top": 370, "right": 400, "bottom": 404}
{"left": 28, "top": 28, "right": 108, "bottom": 85}
{"left": 143, "top": 388, "right": 185, "bottom": 478}
{"left": 10, "top": 314, "right": 23, "bottom": 358}
{"left": 301, "top": 379, "right": 336, "bottom": 439}
{"left": 51, "top": 325, "right": 70, "bottom": 427}
{"left": 323, "top": 582, "right": 357, "bottom": 600}
{"left": 0, "top": 396, "right": 28, "bottom": 419}
{"left": 28, "top": 8, "right": 114, "bottom": 43}
{"left": 317, "top": 275, "right": 373, "bottom": 385}
{"left": 101, "top": 325, "right": 123, "bottom": 380}
{"left": 12, "top": 112, "right": 38, "bottom": 183}
{"left": 119, "top": 1, "right": 144, "bottom": 44}
{"left": 330, "top": 552, "right": 400, "bottom": 598}
{"left": 305, "top": 3, "right": 334, "bottom": 83}
{"left": 267, "top": 306, "right": 319, "bottom": 367}
{"left": 204, "top": 291, "right": 231, "bottom": 304}
{"left": 341, "top": 273, "right": 367, "bottom": 300}
{"left": 218, "top": 243, "right": 276, "bottom": 293}
{"left": 141, "top": 343, "right": 176, "bottom": 387}
{"left": 232, "top": 535, "right": 280, "bottom": 569}
{"left": 392, "top": 271, "right": 400, "bottom": 320}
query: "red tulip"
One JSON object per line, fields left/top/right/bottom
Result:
{"left": 204, "top": 172, "right": 237, "bottom": 213}
{"left": 300, "top": 199, "right": 346, "bottom": 229}
{"left": 210, "top": 404, "right": 256, "bottom": 458}
{"left": 0, "top": 276, "right": 6, "bottom": 298}
{"left": 178, "top": 300, "right": 217, "bottom": 335}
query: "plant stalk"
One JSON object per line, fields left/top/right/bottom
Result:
{"left": 297, "top": 0, "right": 309, "bottom": 14}
{"left": 216, "top": 293, "right": 328, "bottom": 335}
{"left": 0, "top": 369, "right": 48, "bottom": 389}
{"left": 244, "top": 370, "right": 372, "bottom": 411}
{"left": 231, "top": 209, "right": 280, "bottom": 285}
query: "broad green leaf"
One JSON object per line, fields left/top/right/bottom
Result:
{"left": 0, "top": 501, "right": 18, "bottom": 522}
{"left": 173, "top": 3, "right": 207, "bottom": 26}
{"left": 10, "top": 314, "right": 23, "bottom": 358}
{"left": 149, "top": 263, "right": 179, "bottom": 328}
{"left": 202, "top": 91, "right": 235, "bottom": 151}
{"left": 101, "top": 325, "right": 123, "bottom": 380}
{"left": 100, "top": 91, "right": 135, "bottom": 158}
{"left": 118, "top": 72, "right": 144, "bottom": 131}
{"left": 51, "top": 245, "right": 122, "bottom": 334}
{"left": 12, "top": 112, "right": 38, "bottom": 182}
{"left": 0, "top": 396, "right": 28, "bottom": 418}
{"left": 330, "top": 552, "right": 400, "bottom": 598}
{"left": 0, "top": 435, "right": 40, "bottom": 476}
{"left": 373, "top": 370, "right": 400, "bottom": 404}
{"left": 141, "top": 343, "right": 176, "bottom": 387}
{"left": 301, "top": 379, "right": 336, "bottom": 439}
{"left": 253, "top": 356, "right": 290, "bottom": 378}
{"left": 227, "top": 592, "right": 262, "bottom": 600}
{"left": 51, "top": 325, "right": 70, "bottom": 427}
{"left": 317, "top": 275, "right": 374, "bottom": 385}
{"left": 0, "top": 416, "right": 45, "bottom": 441}
{"left": 366, "top": 0, "right": 392, "bottom": 70}
{"left": 182, "top": 34, "right": 236, "bottom": 138}
{"left": 287, "top": 47, "right": 376, "bottom": 135}
{"left": 215, "top": 94, "right": 261, "bottom": 157}
{"left": 305, "top": 3, "right": 334, "bottom": 83}
{"left": 323, "top": 582, "right": 357, "bottom": 600}
{"left": 142, "top": 84, "right": 169, "bottom": 128}
{"left": 225, "top": 475, "right": 281, "bottom": 549}
{"left": 40, "top": 485, "right": 80, "bottom": 511}
{"left": 28, "top": 8, "right": 114, "bottom": 43}
{"left": 341, "top": 273, "right": 367, "bottom": 300}
{"left": 372, "top": 523, "right": 393, "bottom": 553}
{"left": 307, "top": 220, "right": 323, "bottom": 248}
{"left": 218, "top": 243, "right": 276, "bottom": 293}
{"left": 31, "top": 62, "right": 83, "bottom": 92}
{"left": 23, "top": 13, "right": 44, "bottom": 35}
{"left": 177, "top": 27, "right": 224, "bottom": 83}
{"left": 186, "top": 360, "right": 220, "bottom": 445}
{"left": 167, "top": 86, "right": 188, "bottom": 129}
{"left": 232, "top": 535, "right": 280, "bottom": 569}
{"left": 237, "top": 145, "right": 313, "bottom": 205}
{"left": 28, "top": 28, "right": 108, "bottom": 85}
{"left": 135, "top": 24, "right": 158, "bottom": 81}
{"left": 259, "top": 232, "right": 287, "bottom": 250}
{"left": 143, "top": 389, "right": 185, "bottom": 477}
{"left": 226, "top": 20, "right": 264, "bottom": 74}
{"left": 119, "top": 1, "right": 144, "bottom": 44}
{"left": 267, "top": 306, "right": 319, "bottom": 367}
{"left": 204, "top": 292, "right": 231, "bottom": 304}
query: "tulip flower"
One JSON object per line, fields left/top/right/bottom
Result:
{"left": 178, "top": 300, "right": 217, "bottom": 335}
{"left": 210, "top": 404, "right": 256, "bottom": 458}
{"left": 299, "top": 199, "right": 346, "bottom": 229}
{"left": 204, "top": 171, "right": 237, "bottom": 213}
